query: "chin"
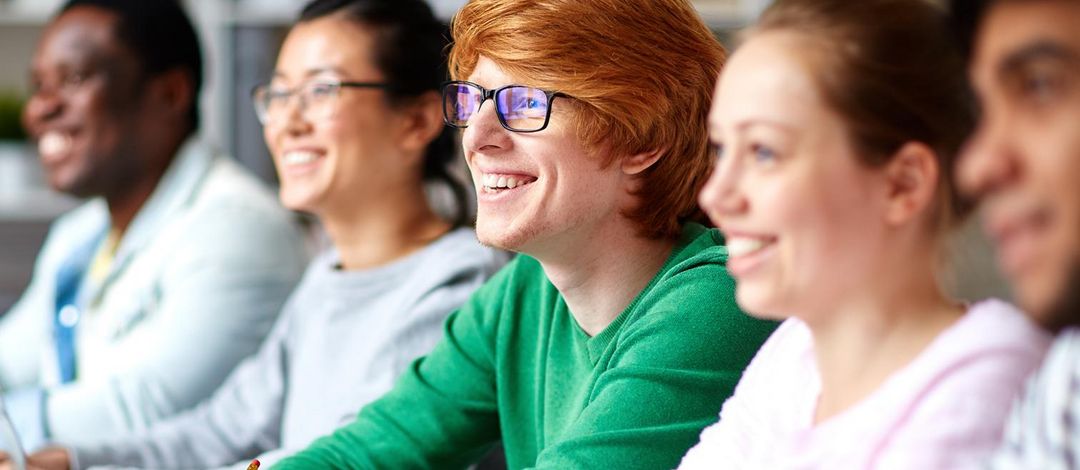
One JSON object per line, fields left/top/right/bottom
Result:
{"left": 1024, "top": 261, "right": 1080, "bottom": 333}
{"left": 475, "top": 225, "right": 524, "bottom": 252}
{"left": 735, "top": 285, "right": 788, "bottom": 320}
{"left": 277, "top": 190, "right": 321, "bottom": 214}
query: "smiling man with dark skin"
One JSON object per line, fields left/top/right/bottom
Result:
{"left": 28, "top": 5, "right": 177, "bottom": 231}
{"left": 0, "top": 0, "right": 306, "bottom": 455}
{"left": 952, "top": 0, "right": 1080, "bottom": 467}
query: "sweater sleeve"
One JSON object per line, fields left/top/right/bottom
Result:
{"left": 271, "top": 263, "right": 511, "bottom": 470}
{"left": 70, "top": 306, "right": 293, "bottom": 470}
{"left": 528, "top": 261, "right": 776, "bottom": 470}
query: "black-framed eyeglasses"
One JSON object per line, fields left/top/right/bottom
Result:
{"left": 251, "top": 79, "right": 390, "bottom": 126}
{"left": 441, "top": 80, "right": 566, "bottom": 133}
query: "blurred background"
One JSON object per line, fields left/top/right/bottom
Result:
{"left": 0, "top": 0, "right": 1006, "bottom": 313}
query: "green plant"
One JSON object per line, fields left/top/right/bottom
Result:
{"left": 0, "top": 92, "right": 27, "bottom": 141}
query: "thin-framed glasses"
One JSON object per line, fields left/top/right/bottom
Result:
{"left": 251, "top": 79, "right": 390, "bottom": 126}
{"left": 441, "top": 80, "right": 565, "bottom": 133}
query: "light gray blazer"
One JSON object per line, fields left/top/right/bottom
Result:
{"left": 0, "top": 139, "right": 307, "bottom": 448}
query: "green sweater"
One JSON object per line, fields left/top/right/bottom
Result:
{"left": 273, "top": 223, "right": 777, "bottom": 469}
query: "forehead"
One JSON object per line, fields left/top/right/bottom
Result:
{"left": 36, "top": 6, "right": 123, "bottom": 65}
{"left": 275, "top": 16, "right": 379, "bottom": 80}
{"left": 465, "top": 56, "right": 522, "bottom": 87}
{"left": 973, "top": 1, "right": 1080, "bottom": 81}
{"left": 711, "top": 32, "right": 825, "bottom": 130}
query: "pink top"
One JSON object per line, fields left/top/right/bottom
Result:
{"left": 679, "top": 300, "right": 1050, "bottom": 470}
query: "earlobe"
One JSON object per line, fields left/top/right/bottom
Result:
{"left": 622, "top": 148, "right": 663, "bottom": 175}
{"left": 153, "top": 69, "right": 194, "bottom": 122}
{"left": 884, "top": 141, "right": 939, "bottom": 225}
{"left": 400, "top": 92, "right": 444, "bottom": 153}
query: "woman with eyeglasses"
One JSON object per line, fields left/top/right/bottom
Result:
{"left": 679, "top": 0, "right": 1049, "bottom": 468}
{"left": 271, "top": 0, "right": 776, "bottom": 469}
{"left": 9, "top": 1, "right": 507, "bottom": 469}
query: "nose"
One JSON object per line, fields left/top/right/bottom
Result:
{"left": 265, "top": 95, "right": 313, "bottom": 154}
{"left": 698, "top": 153, "right": 749, "bottom": 225}
{"left": 956, "top": 114, "right": 1019, "bottom": 202}
{"left": 22, "top": 89, "right": 64, "bottom": 135}
{"left": 273, "top": 94, "right": 313, "bottom": 136}
{"left": 462, "top": 97, "right": 511, "bottom": 156}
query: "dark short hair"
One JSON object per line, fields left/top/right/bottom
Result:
{"left": 948, "top": 0, "right": 996, "bottom": 60}
{"left": 299, "top": 0, "right": 470, "bottom": 227}
{"left": 61, "top": 0, "right": 204, "bottom": 136}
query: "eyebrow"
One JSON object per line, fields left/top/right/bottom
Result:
{"left": 735, "top": 119, "right": 796, "bottom": 134}
{"left": 271, "top": 66, "right": 349, "bottom": 80}
{"left": 998, "top": 40, "right": 1080, "bottom": 76}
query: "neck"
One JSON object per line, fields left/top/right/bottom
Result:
{"left": 808, "top": 258, "right": 962, "bottom": 424}
{"left": 536, "top": 218, "right": 676, "bottom": 337}
{"left": 104, "top": 138, "right": 183, "bottom": 235}
{"left": 320, "top": 182, "right": 450, "bottom": 271}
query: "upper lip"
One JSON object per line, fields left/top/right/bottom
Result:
{"left": 718, "top": 226, "right": 774, "bottom": 240}
{"left": 473, "top": 165, "right": 538, "bottom": 178}
{"left": 982, "top": 199, "right": 1047, "bottom": 247}
{"left": 280, "top": 146, "right": 325, "bottom": 154}
{"left": 31, "top": 126, "right": 77, "bottom": 141}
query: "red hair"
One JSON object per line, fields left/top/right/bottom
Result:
{"left": 449, "top": 0, "right": 726, "bottom": 239}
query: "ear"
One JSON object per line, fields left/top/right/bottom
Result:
{"left": 883, "top": 141, "right": 940, "bottom": 226}
{"left": 147, "top": 68, "right": 195, "bottom": 125}
{"left": 621, "top": 148, "right": 663, "bottom": 175}
{"left": 397, "top": 91, "right": 444, "bottom": 157}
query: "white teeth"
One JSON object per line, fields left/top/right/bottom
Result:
{"left": 481, "top": 173, "right": 534, "bottom": 190}
{"left": 283, "top": 151, "right": 319, "bottom": 166}
{"left": 39, "top": 131, "right": 71, "bottom": 157}
{"left": 727, "top": 237, "right": 769, "bottom": 257}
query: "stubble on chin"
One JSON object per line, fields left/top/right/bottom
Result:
{"left": 1038, "top": 259, "right": 1080, "bottom": 334}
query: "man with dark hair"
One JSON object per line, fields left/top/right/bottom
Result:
{"left": 0, "top": 0, "right": 306, "bottom": 453}
{"left": 953, "top": 0, "right": 1080, "bottom": 466}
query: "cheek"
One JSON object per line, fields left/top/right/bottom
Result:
{"left": 766, "top": 177, "right": 871, "bottom": 267}
{"left": 264, "top": 126, "right": 280, "bottom": 156}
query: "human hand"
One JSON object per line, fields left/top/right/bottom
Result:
{"left": 0, "top": 447, "right": 70, "bottom": 470}
{"left": 27, "top": 447, "right": 70, "bottom": 470}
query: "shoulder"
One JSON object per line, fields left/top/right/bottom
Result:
{"left": 905, "top": 300, "right": 1049, "bottom": 408}
{"left": 37, "top": 200, "right": 108, "bottom": 266}
{"left": 630, "top": 225, "right": 772, "bottom": 343}
{"left": 416, "top": 227, "right": 511, "bottom": 280}
{"left": 721, "top": 318, "right": 813, "bottom": 399}
{"left": 1009, "top": 327, "right": 1080, "bottom": 424}
{"left": 192, "top": 157, "right": 291, "bottom": 220}
{"left": 648, "top": 224, "right": 736, "bottom": 308}
{"left": 989, "top": 329, "right": 1080, "bottom": 469}
{"left": 878, "top": 302, "right": 1051, "bottom": 463}
{"left": 933, "top": 300, "right": 1051, "bottom": 370}
{"left": 173, "top": 158, "right": 303, "bottom": 261}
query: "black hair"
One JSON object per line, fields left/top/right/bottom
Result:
{"left": 948, "top": 0, "right": 995, "bottom": 61}
{"left": 299, "top": 0, "right": 469, "bottom": 228}
{"left": 61, "top": 0, "right": 203, "bottom": 137}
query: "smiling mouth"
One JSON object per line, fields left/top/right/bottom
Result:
{"left": 726, "top": 236, "right": 776, "bottom": 258}
{"left": 38, "top": 131, "right": 73, "bottom": 161}
{"left": 282, "top": 150, "right": 323, "bottom": 166}
{"left": 480, "top": 173, "right": 538, "bottom": 194}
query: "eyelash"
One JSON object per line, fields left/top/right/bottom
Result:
{"left": 711, "top": 142, "right": 778, "bottom": 163}
{"left": 713, "top": 143, "right": 725, "bottom": 161}
{"left": 750, "top": 143, "right": 776, "bottom": 162}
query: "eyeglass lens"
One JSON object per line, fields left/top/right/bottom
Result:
{"left": 256, "top": 82, "right": 339, "bottom": 125}
{"left": 445, "top": 83, "right": 552, "bottom": 132}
